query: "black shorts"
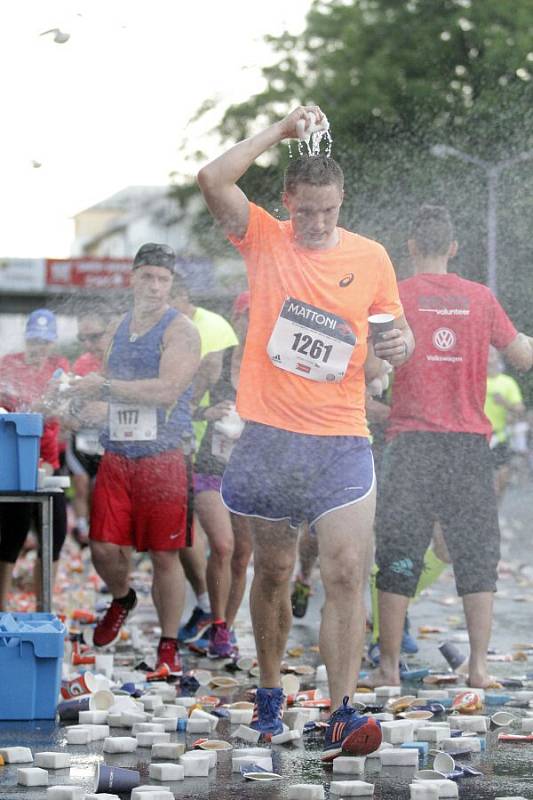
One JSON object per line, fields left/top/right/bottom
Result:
{"left": 375, "top": 432, "right": 500, "bottom": 597}
{"left": 0, "top": 492, "right": 68, "bottom": 563}
{"left": 490, "top": 442, "right": 511, "bottom": 470}
{"left": 65, "top": 437, "right": 102, "bottom": 479}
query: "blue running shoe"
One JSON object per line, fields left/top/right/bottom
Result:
{"left": 188, "top": 632, "right": 209, "bottom": 656}
{"left": 178, "top": 606, "right": 212, "bottom": 643}
{"left": 321, "top": 696, "right": 382, "bottom": 762}
{"left": 401, "top": 615, "right": 419, "bottom": 655}
{"left": 250, "top": 687, "right": 284, "bottom": 740}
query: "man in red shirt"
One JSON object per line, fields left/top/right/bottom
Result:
{"left": 369, "top": 206, "right": 533, "bottom": 689}
{"left": 0, "top": 309, "right": 69, "bottom": 609}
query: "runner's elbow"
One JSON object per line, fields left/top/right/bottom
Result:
{"left": 197, "top": 165, "right": 217, "bottom": 192}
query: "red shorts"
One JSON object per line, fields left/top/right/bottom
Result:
{"left": 90, "top": 449, "right": 193, "bottom": 552}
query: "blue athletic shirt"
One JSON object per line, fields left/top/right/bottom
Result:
{"left": 101, "top": 308, "right": 193, "bottom": 458}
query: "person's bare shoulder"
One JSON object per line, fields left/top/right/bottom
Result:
{"left": 165, "top": 313, "right": 201, "bottom": 353}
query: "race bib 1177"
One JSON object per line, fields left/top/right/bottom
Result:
{"left": 109, "top": 404, "right": 158, "bottom": 441}
{"left": 267, "top": 297, "right": 357, "bottom": 382}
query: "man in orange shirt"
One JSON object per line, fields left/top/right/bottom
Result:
{"left": 197, "top": 105, "right": 413, "bottom": 759}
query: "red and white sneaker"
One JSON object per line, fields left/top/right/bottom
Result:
{"left": 93, "top": 591, "right": 137, "bottom": 649}
{"left": 156, "top": 639, "right": 183, "bottom": 677}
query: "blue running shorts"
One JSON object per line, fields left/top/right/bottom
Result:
{"left": 221, "top": 422, "right": 375, "bottom": 529}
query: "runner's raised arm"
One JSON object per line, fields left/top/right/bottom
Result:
{"left": 197, "top": 106, "right": 327, "bottom": 239}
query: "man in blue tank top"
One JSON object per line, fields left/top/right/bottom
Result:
{"left": 68, "top": 243, "right": 200, "bottom": 675}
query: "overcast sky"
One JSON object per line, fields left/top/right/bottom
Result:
{"left": 0, "top": 0, "right": 310, "bottom": 257}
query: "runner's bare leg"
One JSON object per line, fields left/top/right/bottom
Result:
{"left": 225, "top": 513, "right": 253, "bottom": 629}
{"left": 463, "top": 591, "right": 493, "bottom": 688}
{"left": 179, "top": 526, "right": 208, "bottom": 599}
{"left": 315, "top": 486, "right": 376, "bottom": 709}
{"left": 195, "top": 490, "right": 234, "bottom": 620}
{"left": 363, "top": 590, "right": 410, "bottom": 687}
{"left": 249, "top": 518, "right": 298, "bottom": 687}
{"left": 90, "top": 541, "right": 132, "bottom": 597}
{"left": 151, "top": 550, "right": 186, "bottom": 638}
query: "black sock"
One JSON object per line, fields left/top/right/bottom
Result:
{"left": 159, "top": 636, "right": 177, "bottom": 647}
{"left": 115, "top": 588, "right": 136, "bottom": 609}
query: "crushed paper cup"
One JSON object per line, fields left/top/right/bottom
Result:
{"left": 61, "top": 674, "right": 92, "bottom": 699}
{"left": 281, "top": 674, "right": 300, "bottom": 697}
{"left": 209, "top": 676, "right": 240, "bottom": 689}
{"left": 197, "top": 740, "right": 233, "bottom": 751}
{"left": 85, "top": 672, "right": 112, "bottom": 692}
{"left": 293, "top": 664, "right": 315, "bottom": 676}
{"left": 423, "top": 674, "right": 458, "bottom": 685}
{"left": 490, "top": 711, "right": 518, "bottom": 727}
{"left": 242, "top": 764, "right": 283, "bottom": 781}
{"left": 194, "top": 695, "right": 221, "bottom": 707}
{"left": 414, "top": 769, "right": 447, "bottom": 780}
{"left": 57, "top": 695, "right": 91, "bottom": 720}
{"left": 301, "top": 698, "right": 331, "bottom": 709}
{"left": 451, "top": 691, "right": 483, "bottom": 714}
{"left": 387, "top": 695, "right": 417, "bottom": 713}
{"left": 190, "top": 670, "right": 212, "bottom": 687}
{"left": 107, "top": 693, "right": 138, "bottom": 711}
{"left": 96, "top": 764, "right": 140, "bottom": 793}
{"left": 146, "top": 664, "right": 170, "bottom": 681}
{"left": 498, "top": 733, "right": 533, "bottom": 742}
{"left": 236, "top": 657, "right": 255, "bottom": 672}
{"left": 433, "top": 751, "right": 455, "bottom": 774}
{"left": 90, "top": 690, "right": 115, "bottom": 711}
{"left": 400, "top": 710, "right": 434, "bottom": 720}
{"left": 72, "top": 609, "right": 97, "bottom": 624}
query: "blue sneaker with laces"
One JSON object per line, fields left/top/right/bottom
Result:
{"left": 178, "top": 606, "right": 212, "bottom": 643}
{"left": 321, "top": 696, "right": 382, "bottom": 762}
{"left": 250, "top": 687, "right": 284, "bottom": 739}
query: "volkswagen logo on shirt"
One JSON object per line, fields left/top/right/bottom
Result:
{"left": 339, "top": 272, "right": 354, "bottom": 287}
{"left": 433, "top": 327, "right": 456, "bottom": 351}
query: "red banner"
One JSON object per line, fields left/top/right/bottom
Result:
{"left": 46, "top": 258, "right": 131, "bottom": 289}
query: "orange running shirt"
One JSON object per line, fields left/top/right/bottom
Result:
{"left": 229, "top": 203, "right": 403, "bottom": 436}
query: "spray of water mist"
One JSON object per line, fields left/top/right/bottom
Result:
{"left": 287, "top": 111, "right": 333, "bottom": 159}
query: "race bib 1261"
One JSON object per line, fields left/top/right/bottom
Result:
{"left": 109, "top": 404, "right": 158, "bottom": 441}
{"left": 267, "top": 297, "right": 357, "bottom": 382}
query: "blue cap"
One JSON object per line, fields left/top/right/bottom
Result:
{"left": 25, "top": 309, "right": 58, "bottom": 342}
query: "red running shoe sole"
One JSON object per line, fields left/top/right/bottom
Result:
{"left": 341, "top": 718, "right": 382, "bottom": 756}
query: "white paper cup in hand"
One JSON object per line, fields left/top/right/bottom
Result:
{"left": 368, "top": 313, "right": 395, "bottom": 345}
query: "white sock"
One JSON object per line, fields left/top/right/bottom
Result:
{"left": 196, "top": 593, "right": 210, "bottom": 613}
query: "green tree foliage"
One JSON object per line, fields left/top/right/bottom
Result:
{"left": 177, "top": 0, "right": 533, "bottom": 396}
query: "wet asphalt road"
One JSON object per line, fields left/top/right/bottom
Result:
{"left": 1, "top": 475, "right": 533, "bottom": 800}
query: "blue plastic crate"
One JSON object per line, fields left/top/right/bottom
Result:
{"left": 0, "top": 612, "right": 66, "bottom": 719}
{"left": 0, "top": 413, "right": 43, "bottom": 491}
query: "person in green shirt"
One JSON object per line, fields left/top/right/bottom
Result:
{"left": 485, "top": 347, "right": 525, "bottom": 502}
{"left": 171, "top": 273, "right": 241, "bottom": 649}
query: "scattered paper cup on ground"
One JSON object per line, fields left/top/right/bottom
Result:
{"left": 433, "top": 751, "right": 455, "bottom": 774}
{"left": 96, "top": 764, "right": 140, "bottom": 794}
